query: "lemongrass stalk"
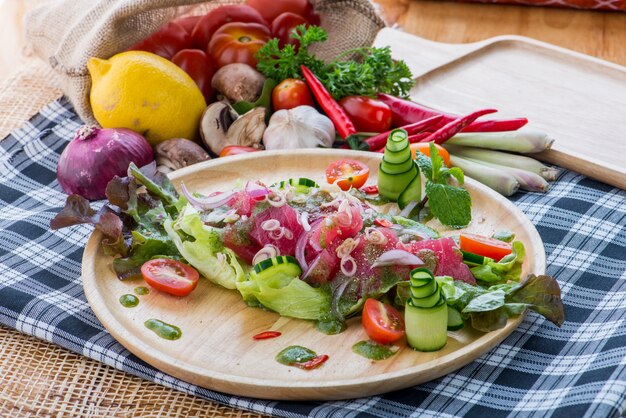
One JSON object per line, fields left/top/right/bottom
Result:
{"left": 449, "top": 155, "right": 520, "bottom": 196}
{"left": 462, "top": 157, "right": 549, "bottom": 193}
{"left": 446, "top": 129, "right": 554, "bottom": 153}
{"left": 444, "top": 144, "right": 560, "bottom": 181}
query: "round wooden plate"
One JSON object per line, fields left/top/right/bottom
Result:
{"left": 82, "top": 149, "right": 545, "bottom": 401}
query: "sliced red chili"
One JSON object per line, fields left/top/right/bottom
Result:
{"left": 374, "top": 218, "right": 393, "bottom": 228}
{"left": 297, "top": 354, "right": 329, "bottom": 370}
{"left": 361, "top": 185, "right": 379, "bottom": 194}
{"left": 252, "top": 331, "right": 282, "bottom": 340}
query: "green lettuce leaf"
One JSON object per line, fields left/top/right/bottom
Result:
{"left": 470, "top": 241, "right": 526, "bottom": 284}
{"left": 164, "top": 205, "right": 244, "bottom": 289}
{"left": 237, "top": 271, "right": 330, "bottom": 320}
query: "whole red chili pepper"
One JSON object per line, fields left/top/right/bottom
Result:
{"left": 377, "top": 93, "right": 528, "bottom": 133}
{"left": 300, "top": 65, "right": 359, "bottom": 144}
{"left": 355, "top": 115, "right": 443, "bottom": 151}
{"left": 252, "top": 331, "right": 282, "bottom": 340}
{"left": 296, "top": 354, "right": 329, "bottom": 370}
{"left": 419, "top": 109, "right": 498, "bottom": 145}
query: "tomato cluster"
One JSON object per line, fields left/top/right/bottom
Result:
{"left": 128, "top": 0, "right": 319, "bottom": 104}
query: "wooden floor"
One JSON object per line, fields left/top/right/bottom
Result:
{"left": 0, "top": 0, "right": 625, "bottom": 82}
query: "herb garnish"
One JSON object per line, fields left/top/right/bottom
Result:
{"left": 415, "top": 143, "right": 472, "bottom": 228}
{"left": 256, "top": 25, "right": 414, "bottom": 100}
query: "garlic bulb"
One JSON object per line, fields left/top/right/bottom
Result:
{"left": 263, "top": 105, "right": 335, "bottom": 150}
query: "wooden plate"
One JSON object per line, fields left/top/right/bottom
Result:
{"left": 82, "top": 149, "right": 545, "bottom": 401}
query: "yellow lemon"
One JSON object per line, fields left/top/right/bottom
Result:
{"left": 88, "top": 51, "right": 207, "bottom": 146}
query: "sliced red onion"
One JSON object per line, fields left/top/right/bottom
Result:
{"left": 252, "top": 244, "right": 279, "bottom": 265}
{"left": 269, "top": 228, "right": 285, "bottom": 240}
{"left": 245, "top": 182, "right": 270, "bottom": 201}
{"left": 267, "top": 191, "right": 286, "bottom": 207}
{"left": 261, "top": 219, "right": 280, "bottom": 231}
{"left": 371, "top": 249, "right": 423, "bottom": 269}
{"left": 340, "top": 256, "right": 357, "bottom": 277}
{"left": 283, "top": 228, "right": 294, "bottom": 240}
{"left": 399, "top": 200, "right": 418, "bottom": 218}
{"left": 302, "top": 252, "right": 321, "bottom": 281}
{"left": 300, "top": 212, "right": 311, "bottom": 231}
{"left": 295, "top": 230, "right": 310, "bottom": 271}
{"left": 181, "top": 183, "right": 235, "bottom": 210}
{"left": 365, "top": 227, "right": 388, "bottom": 245}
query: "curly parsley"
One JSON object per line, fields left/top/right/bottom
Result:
{"left": 255, "top": 25, "right": 414, "bottom": 100}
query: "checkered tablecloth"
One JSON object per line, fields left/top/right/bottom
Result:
{"left": 1, "top": 97, "right": 625, "bottom": 418}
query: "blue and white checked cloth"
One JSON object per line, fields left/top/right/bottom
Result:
{"left": 1, "top": 97, "right": 625, "bottom": 418}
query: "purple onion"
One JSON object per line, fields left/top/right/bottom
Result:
{"left": 371, "top": 249, "right": 424, "bottom": 269}
{"left": 56, "top": 125, "right": 154, "bottom": 200}
{"left": 181, "top": 183, "right": 236, "bottom": 210}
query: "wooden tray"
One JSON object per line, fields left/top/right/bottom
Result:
{"left": 374, "top": 28, "right": 626, "bottom": 190}
{"left": 82, "top": 149, "right": 545, "bottom": 401}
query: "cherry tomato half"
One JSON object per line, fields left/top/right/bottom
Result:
{"left": 171, "top": 49, "right": 215, "bottom": 102}
{"left": 338, "top": 96, "right": 392, "bottom": 133}
{"left": 207, "top": 22, "right": 272, "bottom": 68}
{"left": 191, "top": 5, "right": 268, "bottom": 49}
{"left": 362, "top": 298, "right": 405, "bottom": 344}
{"left": 410, "top": 142, "right": 451, "bottom": 167}
{"left": 272, "top": 78, "right": 314, "bottom": 110}
{"left": 247, "top": 0, "right": 319, "bottom": 26}
{"left": 325, "top": 159, "right": 370, "bottom": 191}
{"left": 459, "top": 233, "right": 513, "bottom": 261}
{"left": 271, "top": 12, "right": 310, "bottom": 49}
{"left": 141, "top": 259, "right": 200, "bottom": 297}
{"left": 128, "top": 21, "right": 193, "bottom": 60}
{"left": 219, "top": 145, "right": 261, "bottom": 157}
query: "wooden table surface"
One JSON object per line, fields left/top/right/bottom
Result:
{"left": 0, "top": 0, "right": 625, "bottom": 416}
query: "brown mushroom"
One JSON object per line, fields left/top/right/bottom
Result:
{"left": 211, "top": 63, "right": 266, "bottom": 103}
{"left": 199, "top": 102, "right": 266, "bottom": 155}
{"left": 154, "top": 138, "right": 210, "bottom": 174}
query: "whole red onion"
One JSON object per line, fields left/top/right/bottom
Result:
{"left": 57, "top": 125, "right": 154, "bottom": 200}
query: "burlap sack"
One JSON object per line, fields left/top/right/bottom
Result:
{"left": 25, "top": 0, "right": 385, "bottom": 125}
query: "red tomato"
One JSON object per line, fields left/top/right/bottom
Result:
{"left": 362, "top": 298, "right": 405, "bottom": 344}
{"left": 271, "top": 12, "right": 309, "bottom": 48}
{"left": 127, "top": 21, "right": 193, "bottom": 60}
{"left": 171, "top": 49, "right": 215, "bottom": 102}
{"left": 325, "top": 159, "right": 370, "bottom": 191}
{"left": 272, "top": 78, "right": 314, "bottom": 110}
{"left": 247, "top": 0, "right": 319, "bottom": 25}
{"left": 410, "top": 142, "right": 451, "bottom": 167}
{"left": 361, "top": 184, "right": 379, "bottom": 194}
{"left": 191, "top": 5, "right": 268, "bottom": 49}
{"left": 207, "top": 22, "right": 272, "bottom": 68}
{"left": 338, "top": 96, "right": 392, "bottom": 133}
{"left": 141, "top": 259, "right": 200, "bottom": 297}
{"left": 172, "top": 15, "right": 202, "bottom": 35}
{"left": 219, "top": 145, "right": 261, "bottom": 157}
{"left": 459, "top": 233, "right": 513, "bottom": 261}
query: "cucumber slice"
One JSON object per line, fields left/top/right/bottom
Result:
{"left": 397, "top": 162, "right": 422, "bottom": 209}
{"left": 271, "top": 178, "right": 319, "bottom": 193}
{"left": 410, "top": 282, "right": 440, "bottom": 308}
{"left": 381, "top": 155, "right": 413, "bottom": 174}
{"left": 253, "top": 255, "right": 301, "bottom": 276}
{"left": 447, "top": 306, "right": 465, "bottom": 331}
{"left": 378, "top": 163, "right": 418, "bottom": 201}
{"left": 461, "top": 250, "right": 494, "bottom": 266}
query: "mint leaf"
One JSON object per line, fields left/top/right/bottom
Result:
{"left": 446, "top": 167, "right": 465, "bottom": 185}
{"left": 415, "top": 152, "right": 432, "bottom": 180}
{"left": 425, "top": 182, "right": 471, "bottom": 228}
{"left": 429, "top": 142, "right": 443, "bottom": 181}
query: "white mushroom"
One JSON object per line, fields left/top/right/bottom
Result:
{"left": 154, "top": 138, "right": 210, "bottom": 174}
{"left": 200, "top": 102, "right": 266, "bottom": 155}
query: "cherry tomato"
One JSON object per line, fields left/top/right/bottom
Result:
{"left": 459, "top": 233, "right": 513, "bottom": 261}
{"left": 207, "top": 22, "right": 272, "bottom": 68}
{"left": 247, "top": 0, "right": 319, "bottom": 25}
{"left": 338, "top": 96, "right": 392, "bottom": 133}
{"left": 410, "top": 142, "right": 451, "bottom": 167}
{"left": 362, "top": 298, "right": 405, "bottom": 344}
{"left": 271, "top": 12, "right": 309, "bottom": 48}
{"left": 171, "top": 49, "right": 215, "bottom": 102}
{"left": 325, "top": 159, "right": 370, "bottom": 191}
{"left": 128, "top": 21, "right": 193, "bottom": 60}
{"left": 219, "top": 145, "right": 261, "bottom": 157}
{"left": 272, "top": 78, "right": 315, "bottom": 110}
{"left": 191, "top": 5, "right": 268, "bottom": 49}
{"left": 172, "top": 15, "right": 202, "bottom": 35}
{"left": 141, "top": 259, "right": 200, "bottom": 297}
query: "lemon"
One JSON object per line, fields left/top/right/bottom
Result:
{"left": 88, "top": 51, "right": 207, "bottom": 146}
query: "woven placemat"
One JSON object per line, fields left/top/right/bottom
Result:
{"left": 0, "top": 60, "right": 267, "bottom": 418}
